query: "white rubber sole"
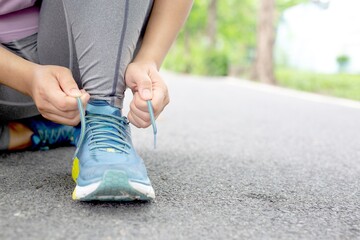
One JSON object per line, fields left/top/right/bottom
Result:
{"left": 72, "top": 170, "right": 155, "bottom": 201}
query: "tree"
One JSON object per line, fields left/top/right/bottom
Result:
{"left": 251, "top": 0, "right": 308, "bottom": 84}
{"left": 251, "top": 0, "right": 276, "bottom": 84}
{"left": 206, "top": 0, "right": 218, "bottom": 47}
{"left": 164, "top": 0, "right": 306, "bottom": 78}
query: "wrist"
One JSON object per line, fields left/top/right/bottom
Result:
{"left": 133, "top": 46, "right": 166, "bottom": 70}
{"left": 131, "top": 58, "right": 159, "bottom": 70}
{"left": 23, "top": 62, "right": 40, "bottom": 96}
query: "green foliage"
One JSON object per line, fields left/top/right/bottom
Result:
{"left": 217, "top": 0, "right": 257, "bottom": 58}
{"left": 163, "top": 37, "right": 228, "bottom": 76}
{"left": 164, "top": 0, "right": 358, "bottom": 101}
{"left": 164, "top": 0, "right": 257, "bottom": 76}
{"left": 276, "top": 0, "right": 308, "bottom": 11}
{"left": 164, "top": 0, "right": 308, "bottom": 77}
{"left": 336, "top": 55, "right": 350, "bottom": 65}
{"left": 204, "top": 48, "right": 229, "bottom": 76}
{"left": 336, "top": 54, "right": 350, "bottom": 73}
{"left": 276, "top": 68, "right": 360, "bottom": 100}
{"left": 182, "top": 0, "right": 208, "bottom": 35}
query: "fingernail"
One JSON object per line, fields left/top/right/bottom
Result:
{"left": 142, "top": 89, "right": 151, "bottom": 100}
{"left": 70, "top": 88, "right": 82, "bottom": 97}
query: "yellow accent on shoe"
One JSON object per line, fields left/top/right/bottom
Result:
{"left": 106, "top": 148, "right": 116, "bottom": 152}
{"left": 72, "top": 157, "right": 80, "bottom": 182}
{"left": 72, "top": 189, "right": 77, "bottom": 200}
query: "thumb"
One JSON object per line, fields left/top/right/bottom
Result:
{"left": 137, "top": 75, "right": 153, "bottom": 101}
{"left": 57, "top": 70, "right": 82, "bottom": 97}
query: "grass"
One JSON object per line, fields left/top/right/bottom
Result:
{"left": 275, "top": 68, "right": 360, "bottom": 101}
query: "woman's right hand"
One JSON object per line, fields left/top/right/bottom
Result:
{"left": 29, "top": 65, "right": 90, "bottom": 126}
{"left": 0, "top": 47, "right": 88, "bottom": 125}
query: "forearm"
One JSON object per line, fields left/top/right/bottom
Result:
{"left": 0, "top": 46, "right": 36, "bottom": 95}
{"left": 133, "top": 0, "right": 193, "bottom": 69}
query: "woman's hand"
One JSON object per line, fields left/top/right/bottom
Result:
{"left": 125, "top": 61, "right": 170, "bottom": 128}
{"left": 123, "top": 0, "right": 192, "bottom": 128}
{"left": 29, "top": 65, "right": 90, "bottom": 126}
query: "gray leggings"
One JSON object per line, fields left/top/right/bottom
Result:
{"left": 0, "top": 0, "right": 153, "bottom": 148}
{"left": 0, "top": 0, "right": 153, "bottom": 121}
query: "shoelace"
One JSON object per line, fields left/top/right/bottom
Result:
{"left": 147, "top": 100, "right": 157, "bottom": 149}
{"left": 39, "top": 129, "right": 71, "bottom": 145}
{"left": 29, "top": 116, "right": 76, "bottom": 150}
{"left": 74, "top": 98, "right": 157, "bottom": 158}
{"left": 35, "top": 126, "right": 74, "bottom": 150}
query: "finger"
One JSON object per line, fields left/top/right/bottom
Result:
{"left": 147, "top": 70, "right": 169, "bottom": 116}
{"left": 127, "top": 111, "right": 141, "bottom": 128}
{"left": 138, "top": 74, "right": 152, "bottom": 101}
{"left": 130, "top": 100, "right": 151, "bottom": 123}
{"left": 40, "top": 101, "right": 80, "bottom": 120}
{"left": 148, "top": 69, "right": 162, "bottom": 85}
{"left": 127, "top": 111, "right": 150, "bottom": 128}
{"left": 40, "top": 76, "right": 79, "bottom": 112}
{"left": 36, "top": 97, "right": 76, "bottom": 118}
{"left": 133, "top": 92, "right": 149, "bottom": 112}
{"left": 79, "top": 90, "right": 90, "bottom": 109}
{"left": 127, "top": 70, "right": 153, "bottom": 101}
{"left": 57, "top": 68, "right": 82, "bottom": 97}
{"left": 43, "top": 107, "right": 80, "bottom": 120}
{"left": 148, "top": 88, "right": 170, "bottom": 118}
{"left": 50, "top": 89, "right": 89, "bottom": 115}
{"left": 41, "top": 112, "right": 80, "bottom": 126}
{"left": 54, "top": 95, "right": 79, "bottom": 112}
{"left": 50, "top": 90, "right": 78, "bottom": 112}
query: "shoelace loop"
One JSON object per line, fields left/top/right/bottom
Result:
{"left": 74, "top": 98, "right": 130, "bottom": 157}
{"left": 85, "top": 113, "right": 131, "bottom": 153}
{"left": 73, "top": 98, "right": 157, "bottom": 159}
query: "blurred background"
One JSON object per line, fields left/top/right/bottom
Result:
{"left": 164, "top": 0, "right": 360, "bottom": 101}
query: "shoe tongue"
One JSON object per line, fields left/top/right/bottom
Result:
{"left": 86, "top": 100, "right": 122, "bottom": 117}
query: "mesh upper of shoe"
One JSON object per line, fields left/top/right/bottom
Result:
{"left": 74, "top": 99, "right": 151, "bottom": 186}
{"left": 24, "top": 116, "right": 78, "bottom": 150}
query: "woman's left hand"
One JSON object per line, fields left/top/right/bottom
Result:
{"left": 125, "top": 61, "right": 170, "bottom": 128}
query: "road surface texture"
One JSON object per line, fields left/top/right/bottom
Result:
{"left": 1, "top": 72, "right": 360, "bottom": 240}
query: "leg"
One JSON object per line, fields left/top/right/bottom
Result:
{"left": 0, "top": 35, "right": 39, "bottom": 151}
{"left": 0, "top": 34, "right": 78, "bottom": 151}
{"left": 7, "top": 122, "right": 33, "bottom": 150}
{"left": 37, "top": 0, "right": 155, "bottom": 201}
{"left": 0, "top": 124, "right": 10, "bottom": 150}
{"left": 38, "top": 0, "right": 153, "bottom": 108}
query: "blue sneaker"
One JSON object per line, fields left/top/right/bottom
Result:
{"left": 72, "top": 100, "right": 155, "bottom": 201}
{"left": 21, "top": 116, "right": 79, "bottom": 150}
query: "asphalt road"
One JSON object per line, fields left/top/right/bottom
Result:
{"left": 1, "top": 72, "right": 360, "bottom": 240}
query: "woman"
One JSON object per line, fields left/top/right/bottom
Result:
{"left": 0, "top": 0, "right": 193, "bottom": 201}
